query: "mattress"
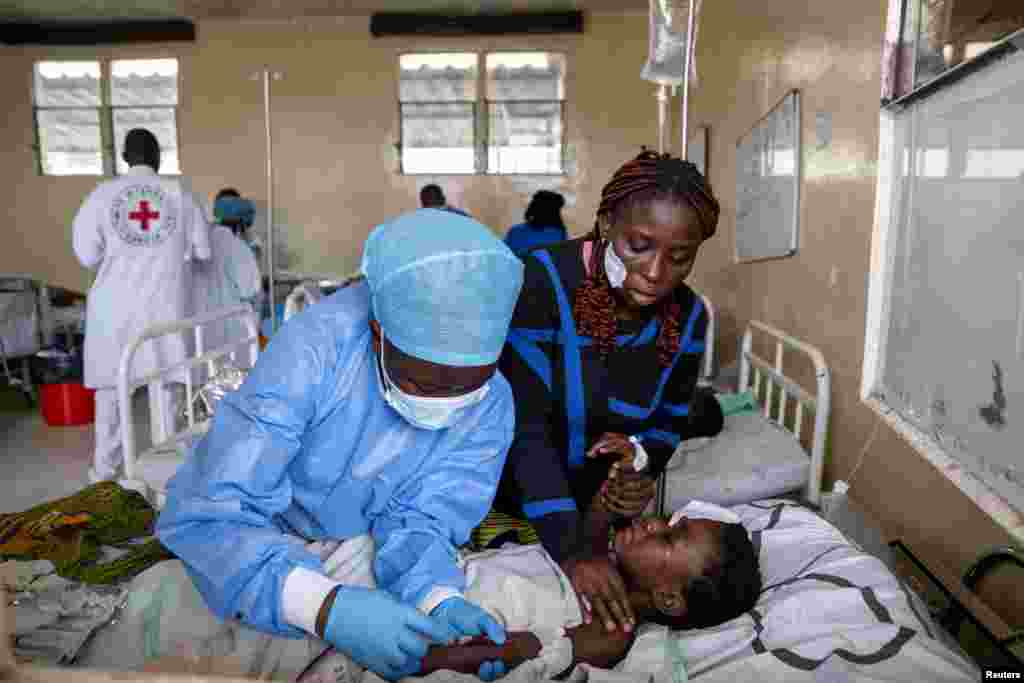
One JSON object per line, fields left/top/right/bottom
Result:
{"left": 662, "top": 411, "right": 810, "bottom": 510}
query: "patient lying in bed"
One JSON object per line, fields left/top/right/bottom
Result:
{"left": 101, "top": 505, "right": 758, "bottom": 682}
{"left": 301, "top": 509, "right": 761, "bottom": 681}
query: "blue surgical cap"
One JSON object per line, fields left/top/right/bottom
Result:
{"left": 361, "top": 209, "right": 524, "bottom": 367}
{"left": 214, "top": 196, "right": 256, "bottom": 227}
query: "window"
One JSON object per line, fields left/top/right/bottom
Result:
{"left": 865, "top": 0, "right": 1024, "bottom": 532}
{"left": 398, "top": 51, "right": 565, "bottom": 175}
{"left": 33, "top": 58, "right": 180, "bottom": 176}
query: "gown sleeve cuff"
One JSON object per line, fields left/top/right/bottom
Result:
{"left": 418, "top": 586, "right": 464, "bottom": 616}
{"left": 282, "top": 566, "right": 341, "bottom": 635}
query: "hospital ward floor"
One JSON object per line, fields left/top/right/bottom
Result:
{"left": 0, "top": 385, "right": 154, "bottom": 516}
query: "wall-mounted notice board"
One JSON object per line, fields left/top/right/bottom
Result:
{"left": 735, "top": 89, "right": 801, "bottom": 263}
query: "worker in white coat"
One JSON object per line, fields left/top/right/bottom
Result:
{"left": 188, "top": 188, "right": 261, "bottom": 353}
{"left": 72, "top": 128, "right": 211, "bottom": 484}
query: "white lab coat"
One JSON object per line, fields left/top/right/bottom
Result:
{"left": 72, "top": 165, "right": 211, "bottom": 389}
{"left": 188, "top": 224, "right": 262, "bottom": 353}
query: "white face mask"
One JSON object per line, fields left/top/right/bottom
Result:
{"left": 378, "top": 343, "right": 490, "bottom": 430}
{"left": 604, "top": 240, "right": 627, "bottom": 289}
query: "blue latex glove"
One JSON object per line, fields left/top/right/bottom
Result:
{"left": 433, "top": 597, "right": 508, "bottom": 680}
{"left": 324, "top": 586, "right": 457, "bottom": 681}
{"left": 431, "top": 597, "right": 507, "bottom": 644}
{"left": 479, "top": 660, "right": 507, "bottom": 681}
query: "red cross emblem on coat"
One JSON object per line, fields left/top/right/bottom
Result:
{"left": 129, "top": 200, "right": 161, "bottom": 232}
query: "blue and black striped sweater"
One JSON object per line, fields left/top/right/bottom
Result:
{"left": 494, "top": 237, "right": 715, "bottom": 562}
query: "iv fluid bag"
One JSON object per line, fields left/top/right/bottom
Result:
{"left": 641, "top": 0, "right": 701, "bottom": 87}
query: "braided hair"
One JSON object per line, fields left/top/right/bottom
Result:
{"left": 571, "top": 150, "right": 720, "bottom": 366}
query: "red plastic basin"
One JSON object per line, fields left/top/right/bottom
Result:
{"left": 40, "top": 383, "right": 96, "bottom": 426}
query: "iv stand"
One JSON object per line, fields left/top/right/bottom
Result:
{"left": 657, "top": 85, "right": 669, "bottom": 154}
{"left": 259, "top": 69, "right": 281, "bottom": 335}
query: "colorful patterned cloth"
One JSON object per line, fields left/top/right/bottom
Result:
{"left": 470, "top": 511, "right": 540, "bottom": 550}
{"left": 0, "top": 482, "right": 172, "bottom": 584}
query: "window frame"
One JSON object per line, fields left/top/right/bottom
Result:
{"left": 863, "top": 1, "right": 1024, "bottom": 541}
{"left": 397, "top": 49, "right": 567, "bottom": 177}
{"left": 32, "top": 57, "right": 182, "bottom": 177}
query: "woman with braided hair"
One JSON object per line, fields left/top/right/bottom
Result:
{"left": 494, "top": 149, "right": 724, "bottom": 636}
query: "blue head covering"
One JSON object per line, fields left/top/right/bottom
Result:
{"left": 213, "top": 196, "right": 256, "bottom": 228}
{"left": 361, "top": 209, "right": 524, "bottom": 367}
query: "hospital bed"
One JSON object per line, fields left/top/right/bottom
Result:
{"left": 118, "top": 270, "right": 366, "bottom": 507}
{"left": 0, "top": 276, "right": 44, "bottom": 402}
{"left": 96, "top": 293, "right": 979, "bottom": 681}
{"left": 0, "top": 275, "right": 87, "bottom": 404}
{"left": 117, "top": 304, "right": 259, "bottom": 509}
{"left": 656, "top": 318, "right": 830, "bottom": 516}
{"left": 633, "top": 315, "right": 972, "bottom": 681}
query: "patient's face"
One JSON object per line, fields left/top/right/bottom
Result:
{"left": 613, "top": 516, "right": 721, "bottom": 591}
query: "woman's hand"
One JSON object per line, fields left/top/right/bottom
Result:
{"left": 588, "top": 432, "right": 656, "bottom": 518}
{"left": 600, "top": 467, "right": 656, "bottom": 518}
{"left": 560, "top": 554, "right": 635, "bottom": 633}
{"left": 586, "top": 432, "right": 635, "bottom": 462}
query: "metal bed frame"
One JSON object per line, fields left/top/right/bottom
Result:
{"left": 656, "top": 317, "right": 831, "bottom": 514}
{"left": 0, "top": 276, "right": 44, "bottom": 403}
{"left": 117, "top": 304, "right": 259, "bottom": 508}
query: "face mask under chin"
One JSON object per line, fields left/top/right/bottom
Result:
{"left": 604, "top": 240, "right": 627, "bottom": 289}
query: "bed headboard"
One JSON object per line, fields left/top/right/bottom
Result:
{"left": 117, "top": 304, "right": 259, "bottom": 501}
{"left": 738, "top": 320, "right": 831, "bottom": 506}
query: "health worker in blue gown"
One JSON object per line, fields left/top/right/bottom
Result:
{"left": 157, "top": 208, "right": 525, "bottom": 681}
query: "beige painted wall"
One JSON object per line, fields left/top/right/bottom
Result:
{"left": 1, "top": 11, "right": 661, "bottom": 292}
{"left": 686, "top": 0, "right": 1023, "bottom": 618}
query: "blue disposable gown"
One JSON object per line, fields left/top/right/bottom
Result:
{"left": 156, "top": 280, "right": 515, "bottom": 638}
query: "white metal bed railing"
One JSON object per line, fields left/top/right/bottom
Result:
{"left": 0, "top": 275, "right": 43, "bottom": 401}
{"left": 283, "top": 281, "right": 323, "bottom": 322}
{"left": 738, "top": 319, "right": 831, "bottom": 507}
{"left": 281, "top": 272, "right": 363, "bottom": 323}
{"left": 698, "top": 293, "right": 715, "bottom": 386}
{"left": 117, "top": 305, "right": 259, "bottom": 500}
{"left": 655, "top": 318, "right": 830, "bottom": 514}
{"left": 651, "top": 293, "right": 715, "bottom": 515}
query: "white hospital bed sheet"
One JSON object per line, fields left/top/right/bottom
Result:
{"left": 623, "top": 500, "right": 977, "bottom": 682}
{"left": 662, "top": 411, "right": 809, "bottom": 510}
{"left": 79, "top": 500, "right": 976, "bottom": 683}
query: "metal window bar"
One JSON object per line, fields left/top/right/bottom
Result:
{"left": 32, "top": 106, "right": 104, "bottom": 176}
{"left": 99, "top": 60, "right": 114, "bottom": 176}
{"left": 484, "top": 99, "right": 566, "bottom": 176}
{"left": 33, "top": 60, "right": 182, "bottom": 176}
{"left": 397, "top": 101, "right": 478, "bottom": 175}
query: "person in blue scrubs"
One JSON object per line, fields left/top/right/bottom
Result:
{"left": 156, "top": 209, "right": 524, "bottom": 681}
{"left": 504, "top": 190, "right": 569, "bottom": 258}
